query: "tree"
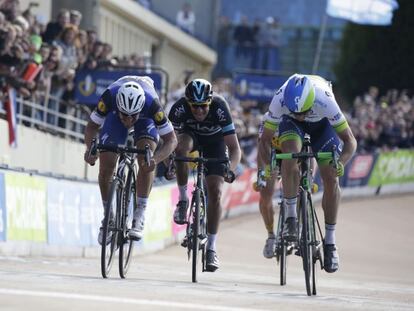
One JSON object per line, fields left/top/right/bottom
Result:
{"left": 334, "top": 0, "right": 414, "bottom": 102}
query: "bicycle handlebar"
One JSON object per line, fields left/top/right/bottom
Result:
{"left": 172, "top": 155, "right": 230, "bottom": 164}
{"left": 89, "top": 138, "right": 151, "bottom": 166}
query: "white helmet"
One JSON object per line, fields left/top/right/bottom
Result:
{"left": 116, "top": 81, "right": 145, "bottom": 115}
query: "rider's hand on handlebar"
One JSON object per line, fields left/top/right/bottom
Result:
{"left": 84, "top": 149, "right": 98, "bottom": 166}
{"left": 330, "top": 160, "right": 344, "bottom": 177}
{"left": 139, "top": 157, "right": 157, "bottom": 173}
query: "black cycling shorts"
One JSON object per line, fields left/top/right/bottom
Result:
{"left": 184, "top": 130, "right": 226, "bottom": 177}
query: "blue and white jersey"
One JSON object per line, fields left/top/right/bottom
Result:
{"left": 90, "top": 76, "right": 172, "bottom": 136}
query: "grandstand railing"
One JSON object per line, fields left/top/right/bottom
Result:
{"left": 0, "top": 93, "right": 91, "bottom": 142}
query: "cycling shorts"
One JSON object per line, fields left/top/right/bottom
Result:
{"left": 183, "top": 130, "right": 226, "bottom": 177}
{"left": 278, "top": 116, "right": 342, "bottom": 164}
{"left": 99, "top": 113, "right": 159, "bottom": 146}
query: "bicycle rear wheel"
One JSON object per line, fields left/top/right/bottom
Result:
{"left": 299, "top": 189, "right": 313, "bottom": 296}
{"left": 119, "top": 169, "right": 136, "bottom": 278}
{"left": 191, "top": 189, "right": 201, "bottom": 283}
{"left": 101, "top": 179, "right": 120, "bottom": 278}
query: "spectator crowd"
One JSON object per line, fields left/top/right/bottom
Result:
{"left": 0, "top": 0, "right": 412, "bottom": 171}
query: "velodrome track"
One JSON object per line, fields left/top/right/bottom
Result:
{"left": 0, "top": 194, "right": 413, "bottom": 311}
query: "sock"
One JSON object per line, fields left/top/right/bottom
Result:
{"left": 178, "top": 185, "right": 188, "bottom": 202}
{"left": 284, "top": 196, "right": 297, "bottom": 219}
{"left": 268, "top": 232, "right": 276, "bottom": 239}
{"left": 325, "top": 223, "right": 336, "bottom": 245}
{"left": 265, "top": 223, "right": 274, "bottom": 237}
{"left": 134, "top": 197, "right": 148, "bottom": 219}
{"left": 207, "top": 233, "right": 217, "bottom": 251}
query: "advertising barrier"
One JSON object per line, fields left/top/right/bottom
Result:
{"left": 233, "top": 72, "right": 287, "bottom": 102}
{"left": 0, "top": 149, "right": 413, "bottom": 256}
{"left": 4, "top": 173, "right": 47, "bottom": 242}
{"left": 47, "top": 180, "right": 101, "bottom": 246}
{"left": 369, "top": 150, "right": 414, "bottom": 186}
{"left": 0, "top": 173, "right": 5, "bottom": 241}
{"left": 75, "top": 69, "right": 163, "bottom": 106}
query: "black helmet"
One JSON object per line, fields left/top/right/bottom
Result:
{"left": 185, "top": 78, "right": 213, "bottom": 104}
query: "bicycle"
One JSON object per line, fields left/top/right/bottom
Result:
{"left": 172, "top": 151, "right": 234, "bottom": 283}
{"left": 89, "top": 134, "right": 151, "bottom": 279}
{"left": 275, "top": 135, "right": 337, "bottom": 295}
{"left": 254, "top": 146, "right": 292, "bottom": 286}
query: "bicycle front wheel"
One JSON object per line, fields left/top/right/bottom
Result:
{"left": 278, "top": 202, "right": 287, "bottom": 286}
{"left": 119, "top": 169, "right": 136, "bottom": 278}
{"left": 101, "top": 179, "right": 120, "bottom": 278}
{"left": 299, "top": 189, "right": 313, "bottom": 296}
{"left": 191, "top": 189, "right": 201, "bottom": 283}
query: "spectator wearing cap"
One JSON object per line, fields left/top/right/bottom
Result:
{"left": 42, "top": 9, "right": 70, "bottom": 44}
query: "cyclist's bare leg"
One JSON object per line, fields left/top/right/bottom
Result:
{"left": 259, "top": 175, "right": 277, "bottom": 235}
{"left": 318, "top": 164, "right": 340, "bottom": 225}
{"left": 98, "top": 151, "right": 118, "bottom": 202}
{"left": 281, "top": 139, "right": 301, "bottom": 199}
{"left": 205, "top": 175, "right": 224, "bottom": 235}
{"left": 135, "top": 138, "right": 157, "bottom": 197}
{"left": 175, "top": 133, "right": 194, "bottom": 187}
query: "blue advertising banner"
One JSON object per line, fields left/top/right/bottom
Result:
{"left": 47, "top": 179, "right": 102, "bottom": 246}
{"left": 79, "top": 185, "right": 102, "bottom": 246}
{"left": 233, "top": 72, "right": 287, "bottom": 102}
{"left": 343, "top": 154, "right": 378, "bottom": 187}
{"left": 75, "top": 69, "right": 163, "bottom": 105}
{"left": 0, "top": 173, "right": 5, "bottom": 241}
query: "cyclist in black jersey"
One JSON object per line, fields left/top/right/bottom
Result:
{"left": 168, "top": 79, "right": 241, "bottom": 272}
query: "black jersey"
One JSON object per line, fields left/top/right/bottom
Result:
{"left": 168, "top": 94, "right": 236, "bottom": 137}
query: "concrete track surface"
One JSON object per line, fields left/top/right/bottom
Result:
{"left": 0, "top": 194, "right": 413, "bottom": 311}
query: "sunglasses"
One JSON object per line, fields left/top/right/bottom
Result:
{"left": 291, "top": 109, "right": 311, "bottom": 117}
{"left": 119, "top": 111, "right": 139, "bottom": 119}
{"left": 190, "top": 103, "right": 210, "bottom": 110}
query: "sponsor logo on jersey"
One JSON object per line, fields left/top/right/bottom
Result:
{"left": 175, "top": 105, "right": 185, "bottom": 117}
{"left": 330, "top": 112, "right": 343, "bottom": 122}
{"left": 217, "top": 108, "right": 226, "bottom": 122}
{"left": 325, "top": 91, "right": 332, "bottom": 97}
{"left": 97, "top": 100, "right": 107, "bottom": 113}
{"left": 154, "top": 111, "right": 165, "bottom": 122}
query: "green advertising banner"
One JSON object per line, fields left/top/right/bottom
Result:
{"left": 5, "top": 173, "right": 47, "bottom": 241}
{"left": 368, "top": 150, "right": 414, "bottom": 186}
{"left": 143, "top": 185, "right": 173, "bottom": 243}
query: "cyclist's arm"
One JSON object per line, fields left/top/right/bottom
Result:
{"left": 84, "top": 119, "right": 100, "bottom": 150}
{"left": 258, "top": 121, "right": 277, "bottom": 170}
{"left": 223, "top": 133, "right": 241, "bottom": 171}
{"left": 155, "top": 130, "right": 177, "bottom": 164}
{"left": 336, "top": 126, "right": 357, "bottom": 166}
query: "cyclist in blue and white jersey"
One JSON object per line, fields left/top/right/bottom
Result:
{"left": 84, "top": 75, "right": 177, "bottom": 244}
{"left": 258, "top": 74, "right": 357, "bottom": 273}
{"left": 168, "top": 78, "right": 241, "bottom": 272}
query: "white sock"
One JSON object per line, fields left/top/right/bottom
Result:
{"left": 325, "top": 223, "right": 336, "bottom": 245}
{"left": 284, "top": 197, "right": 297, "bottom": 219}
{"left": 178, "top": 185, "right": 188, "bottom": 202}
{"left": 207, "top": 234, "right": 217, "bottom": 251}
{"left": 135, "top": 197, "right": 147, "bottom": 219}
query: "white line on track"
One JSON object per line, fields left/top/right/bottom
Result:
{"left": 0, "top": 288, "right": 271, "bottom": 311}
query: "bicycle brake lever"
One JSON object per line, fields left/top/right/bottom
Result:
{"left": 88, "top": 138, "right": 98, "bottom": 166}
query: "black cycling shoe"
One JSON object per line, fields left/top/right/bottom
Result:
{"left": 173, "top": 200, "right": 189, "bottom": 225}
{"left": 324, "top": 244, "right": 339, "bottom": 273}
{"left": 282, "top": 217, "right": 298, "bottom": 241}
{"left": 205, "top": 250, "right": 219, "bottom": 272}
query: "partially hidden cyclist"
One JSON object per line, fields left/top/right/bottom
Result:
{"left": 84, "top": 75, "right": 177, "bottom": 244}
{"left": 258, "top": 74, "right": 357, "bottom": 273}
{"left": 168, "top": 78, "right": 241, "bottom": 272}
{"left": 256, "top": 112, "right": 283, "bottom": 259}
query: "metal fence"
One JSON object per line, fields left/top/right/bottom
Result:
{"left": 0, "top": 92, "right": 91, "bottom": 142}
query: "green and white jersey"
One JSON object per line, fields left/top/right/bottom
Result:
{"left": 264, "top": 75, "right": 349, "bottom": 133}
